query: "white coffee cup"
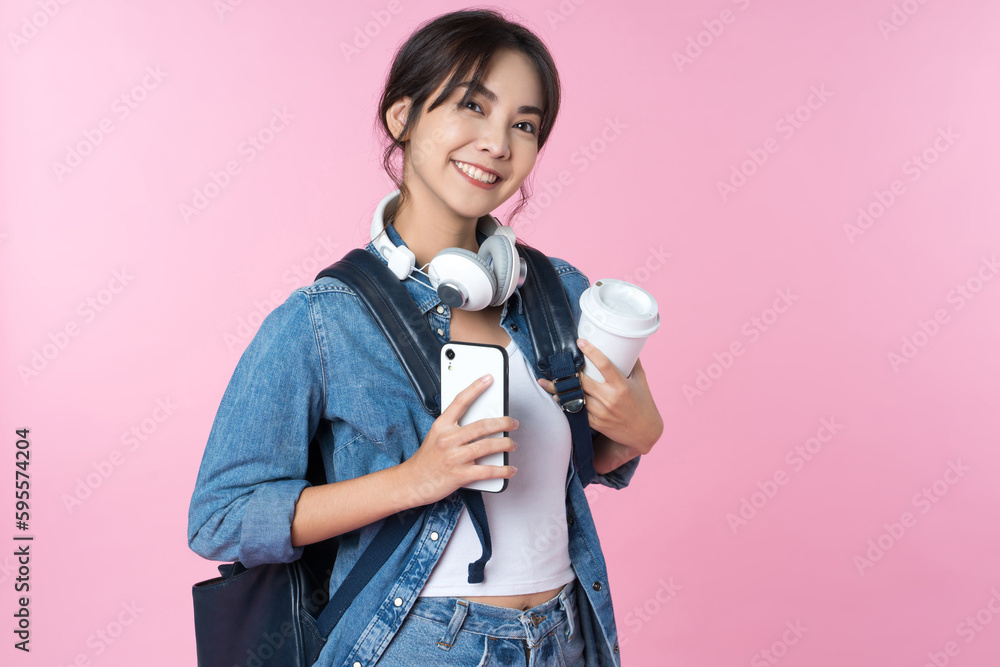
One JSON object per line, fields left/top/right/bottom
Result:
{"left": 578, "top": 279, "right": 660, "bottom": 382}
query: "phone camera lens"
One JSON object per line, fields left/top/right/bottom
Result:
{"left": 445, "top": 348, "right": 455, "bottom": 360}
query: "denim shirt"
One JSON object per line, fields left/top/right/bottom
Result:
{"left": 188, "top": 222, "right": 642, "bottom": 666}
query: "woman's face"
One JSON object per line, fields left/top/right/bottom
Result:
{"left": 393, "top": 48, "right": 545, "bottom": 221}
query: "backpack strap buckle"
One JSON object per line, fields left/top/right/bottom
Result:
{"left": 553, "top": 372, "right": 585, "bottom": 413}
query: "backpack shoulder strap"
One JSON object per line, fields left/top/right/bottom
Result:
{"left": 515, "top": 243, "right": 586, "bottom": 379}
{"left": 515, "top": 243, "right": 597, "bottom": 486}
{"left": 317, "top": 248, "right": 442, "bottom": 416}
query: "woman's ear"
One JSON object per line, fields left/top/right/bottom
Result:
{"left": 386, "top": 97, "right": 413, "bottom": 142}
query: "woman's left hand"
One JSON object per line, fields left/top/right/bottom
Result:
{"left": 537, "top": 338, "right": 663, "bottom": 454}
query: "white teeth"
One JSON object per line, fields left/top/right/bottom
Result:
{"left": 454, "top": 160, "right": 497, "bottom": 184}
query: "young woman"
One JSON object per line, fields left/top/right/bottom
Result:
{"left": 189, "top": 9, "right": 663, "bottom": 666}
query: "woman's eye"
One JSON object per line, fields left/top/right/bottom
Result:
{"left": 461, "top": 100, "right": 483, "bottom": 113}
{"left": 515, "top": 121, "right": 537, "bottom": 135}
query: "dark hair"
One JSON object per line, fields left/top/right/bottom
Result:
{"left": 376, "top": 8, "right": 561, "bottom": 229}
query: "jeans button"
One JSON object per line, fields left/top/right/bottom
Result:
{"left": 592, "top": 581, "right": 602, "bottom": 591}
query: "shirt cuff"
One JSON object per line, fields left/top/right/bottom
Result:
{"left": 239, "top": 479, "right": 312, "bottom": 568}
{"left": 592, "top": 453, "right": 641, "bottom": 490}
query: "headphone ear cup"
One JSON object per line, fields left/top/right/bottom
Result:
{"left": 428, "top": 248, "right": 498, "bottom": 310}
{"left": 477, "top": 235, "right": 516, "bottom": 307}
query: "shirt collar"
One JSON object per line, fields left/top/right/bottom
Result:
{"left": 364, "top": 221, "right": 491, "bottom": 314}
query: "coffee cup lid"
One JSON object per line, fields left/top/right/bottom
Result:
{"left": 580, "top": 279, "right": 660, "bottom": 338}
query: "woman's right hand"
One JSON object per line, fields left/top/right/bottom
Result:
{"left": 401, "top": 374, "right": 518, "bottom": 507}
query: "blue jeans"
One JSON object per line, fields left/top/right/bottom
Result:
{"left": 375, "top": 579, "right": 586, "bottom": 666}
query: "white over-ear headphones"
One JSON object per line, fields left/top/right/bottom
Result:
{"left": 370, "top": 189, "right": 527, "bottom": 311}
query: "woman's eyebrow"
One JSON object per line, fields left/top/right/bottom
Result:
{"left": 457, "top": 81, "right": 543, "bottom": 118}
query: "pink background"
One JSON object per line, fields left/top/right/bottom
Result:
{"left": 3, "top": 0, "right": 1000, "bottom": 665}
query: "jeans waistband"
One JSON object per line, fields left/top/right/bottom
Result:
{"left": 408, "top": 578, "right": 578, "bottom": 647}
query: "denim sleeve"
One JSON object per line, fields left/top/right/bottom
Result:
{"left": 554, "top": 259, "right": 642, "bottom": 491}
{"left": 187, "top": 289, "right": 325, "bottom": 567}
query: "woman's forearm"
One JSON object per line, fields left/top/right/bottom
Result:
{"left": 290, "top": 461, "right": 424, "bottom": 548}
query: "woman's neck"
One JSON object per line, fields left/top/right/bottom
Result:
{"left": 389, "top": 189, "right": 481, "bottom": 270}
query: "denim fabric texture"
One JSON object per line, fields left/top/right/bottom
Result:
{"left": 188, "top": 222, "right": 642, "bottom": 666}
{"left": 376, "top": 578, "right": 584, "bottom": 666}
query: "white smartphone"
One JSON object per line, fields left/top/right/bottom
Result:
{"left": 440, "top": 341, "right": 510, "bottom": 493}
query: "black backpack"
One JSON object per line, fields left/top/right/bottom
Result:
{"left": 191, "top": 243, "right": 596, "bottom": 666}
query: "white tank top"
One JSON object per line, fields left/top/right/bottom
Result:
{"left": 419, "top": 337, "right": 576, "bottom": 597}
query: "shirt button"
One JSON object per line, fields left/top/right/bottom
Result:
{"left": 510, "top": 323, "right": 518, "bottom": 331}
{"left": 353, "top": 662, "right": 362, "bottom": 667}
{"left": 592, "top": 581, "right": 602, "bottom": 591}
{"left": 436, "top": 305, "right": 445, "bottom": 314}
{"left": 430, "top": 531, "right": 439, "bottom": 541}
{"left": 436, "top": 327, "right": 444, "bottom": 336}
{"left": 394, "top": 597, "right": 403, "bottom": 607}
{"left": 567, "top": 514, "right": 575, "bottom": 526}
{"left": 614, "top": 643, "right": 620, "bottom": 654}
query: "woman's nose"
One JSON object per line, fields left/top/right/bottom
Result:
{"left": 475, "top": 122, "right": 510, "bottom": 159}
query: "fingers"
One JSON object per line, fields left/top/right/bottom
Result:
{"left": 443, "top": 373, "right": 494, "bottom": 423}
{"left": 462, "top": 417, "right": 518, "bottom": 450}
{"left": 467, "top": 433, "right": 516, "bottom": 457}
{"left": 461, "top": 435, "right": 518, "bottom": 483}
{"left": 474, "top": 463, "right": 518, "bottom": 481}
{"left": 578, "top": 338, "right": 624, "bottom": 383}
{"left": 537, "top": 339, "right": 626, "bottom": 395}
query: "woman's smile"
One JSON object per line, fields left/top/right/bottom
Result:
{"left": 451, "top": 159, "right": 501, "bottom": 188}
